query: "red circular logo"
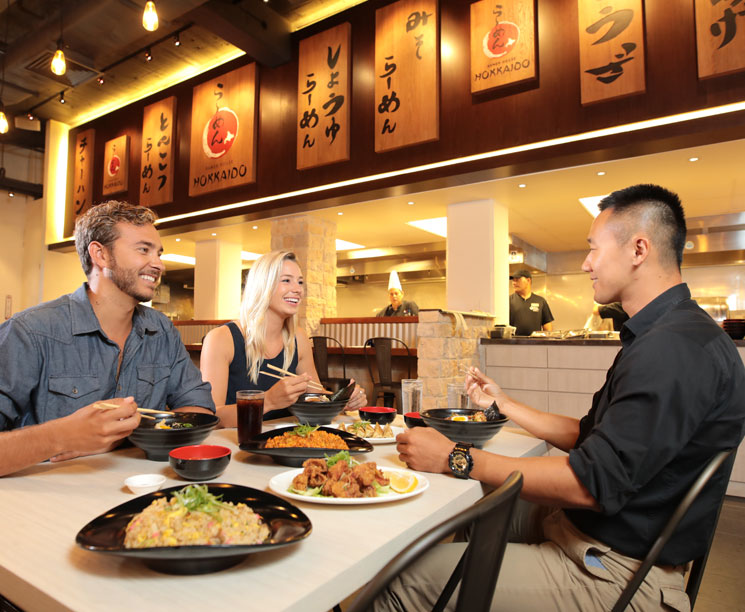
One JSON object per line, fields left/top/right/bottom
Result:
{"left": 107, "top": 154, "right": 121, "bottom": 177}
{"left": 483, "top": 21, "right": 520, "bottom": 59}
{"left": 202, "top": 107, "right": 239, "bottom": 159}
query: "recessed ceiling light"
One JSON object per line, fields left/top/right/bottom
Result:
{"left": 211, "top": 232, "right": 217, "bottom": 236}
{"left": 241, "top": 251, "right": 261, "bottom": 261}
{"left": 407, "top": 201, "right": 414, "bottom": 205}
{"left": 407, "top": 217, "right": 447, "bottom": 238}
{"left": 336, "top": 239, "right": 365, "bottom": 250}
{"left": 597, "top": 171, "right": 606, "bottom": 176}
{"left": 175, "top": 238, "right": 181, "bottom": 242}
{"left": 161, "top": 254, "right": 195, "bottom": 265}
{"left": 337, "top": 212, "right": 343, "bottom": 216}
{"left": 578, "top": 195, "right": 608, "bottom": 218}
{"left": 252, "top": 225, "right": 258, "bottom": 230}
{"left": 518, "top": 183, "right": 526, "bottom": 188}
{"left": 689, "top": 157, "right": 699, "bottom": 162}
{"left": 8, "top": 192, "right": 14, "bottom": 198}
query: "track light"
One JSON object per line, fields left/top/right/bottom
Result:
{"left": 8, "top": 192, "right": 14, "bottom": 198}
{"left": 145, "top": 47, "right": 152, "bottom": 62}
{"left": 96, "top": 75, "right": 104, "bottom": 85}
{"left": 59, "top": 90, "right": 65, "bottom": 104}
{"left": 142, "top": 1, "right": 158, "bottom": 32}
{"left": 173, "top": 32, "right": 181, "bottom": 47}
{"left": 51, "top": 40, "right": 66, "bottom": 76}
{"left": 27, "top": 112, "right": 34, "bottom": 121}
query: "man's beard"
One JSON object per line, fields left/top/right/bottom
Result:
{"left": 109, "top": 256, "right": 158, "bottom": 303}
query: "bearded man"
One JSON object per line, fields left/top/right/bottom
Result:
{"left": 0, "top": 201, "right": 214, "bottom": 476}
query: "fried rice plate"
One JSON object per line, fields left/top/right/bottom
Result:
{"left": 124, "top": 496, "right": 269, "bottom": 548}
{"left": 265, "top": 430, "right": 349, "bottom": 449}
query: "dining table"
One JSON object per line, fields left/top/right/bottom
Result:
{"left": 0, "top": 416, "right": 547, "bottom": 612}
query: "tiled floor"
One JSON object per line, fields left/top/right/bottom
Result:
{"left": 694, "top": 496, "right": 745, "bottom": 611}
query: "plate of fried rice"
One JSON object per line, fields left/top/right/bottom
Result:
{"left": 76, "top": 483, "right": 312, "bottom": 574}
{"left": 240, "top": 425, "right": 373, "bottom": 467}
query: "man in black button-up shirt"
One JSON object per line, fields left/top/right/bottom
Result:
{"left": 384, "top": 184, "right": 745, "bottom": 612}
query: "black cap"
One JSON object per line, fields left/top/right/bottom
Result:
{"left": 510, "top": 269, "right": 532, "bottom": 280}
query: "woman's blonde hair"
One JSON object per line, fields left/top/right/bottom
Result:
{"left": 239, "top": 250, "right": 299, "bottom": 383}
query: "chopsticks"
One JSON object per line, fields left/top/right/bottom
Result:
{"left": 95, "top": 401, "right": 172, "bottom": 419}
{"left": 265, "top": 363, "right": 330, "bottom": 392}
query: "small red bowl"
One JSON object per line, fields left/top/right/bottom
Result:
{"left": 169, "top": 444, "right": 231, "bottom": 481}
{"left": 358, "top": 406, "right": 396, "bottom": 425}
{"left": 404, "top": 412, "right": 426, "bottom": 428}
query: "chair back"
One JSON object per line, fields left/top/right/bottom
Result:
{"left": 345, "top": 471, "right": 523, "bottom": 612}
{"left": 363, "top": 337, "right": 411, "bottom": 386}
{"left": 309, "top": 335, "right": 345, "bottom": 382}
{"left": 611, "top": 448, "right": 736, "bottom": 612}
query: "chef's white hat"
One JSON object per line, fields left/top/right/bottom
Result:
{"left": 388, "top": 270, "right": 402, "bottom": 291}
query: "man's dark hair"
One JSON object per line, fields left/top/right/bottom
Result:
{"left": 74, "top": 200, "right": 158, "bottom": 276}
{"left": 599, "top": 184, "right": 686, "bottom": 269}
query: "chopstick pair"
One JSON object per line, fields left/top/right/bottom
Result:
{"left": 265, "top": 363, "right": 330, "bottom": 393}
{"left": 95, "top": 401, "right": 175, "bottom": 420}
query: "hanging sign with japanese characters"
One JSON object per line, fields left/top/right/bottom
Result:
{"left": 102, "top": 135, "right": 129, "bottom": 196}
{"left": 375, "top": 0, "right": 439, "bottom": 153}
{"left": 140, "top": 96, "right": 175, "bottom": 207}
{"left": 73, "top": 128, "right": 95, "bottom": 219}
{"left": 577, "top": 0, "right": 645, "bottom": 105}
{"left": 189, "top": 63, "right": 258, "bottom": 196}
{"left": 470, "top": 0, "right": 537, "bottom": 94}
{"left": 297, "top": 23, "right": 351, "bottom": 170}
{"left": 695, "top": 0, "right": 745, "bottom": 78}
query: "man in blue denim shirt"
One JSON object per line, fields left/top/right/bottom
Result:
{"left": 0, "top": 201, "right": 214, "bottom": 476}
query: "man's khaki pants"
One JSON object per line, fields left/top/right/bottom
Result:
{"left": 372, "top": 500, "right": 689, "bottom": 611}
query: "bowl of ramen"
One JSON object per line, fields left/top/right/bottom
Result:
{"left": 169, "top": 444, "right": 231, "bottom": 480}
{"left": 288, "top": 394, "right": 348, "bottom": 426}
{"left": 128, "top": 412, "right": 219, "bottom": 461}
{"left": 420, "top": 408, "right": 508, "bottom": 448}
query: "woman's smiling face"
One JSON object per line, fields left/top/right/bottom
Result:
{"left": 269, "top": 258, "right": 304, "bottom": 317}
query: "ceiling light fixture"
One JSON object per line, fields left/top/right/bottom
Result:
{"left": 96, "top": 75, "right": 104, "bottom": 85}
{"left": 145, "top": 47, "right": 153, "bottom": 62}
{"left": 518, "top": 183, "right": 526, "bottom": 188}
{"left": 241, "top": 251, "right": 261, "bottom": 261}
{"left": 336, "top": 239, "right": 365, "bottom": 251}
{"left": 407, "top": 217, "right": 448, "bottom": 238}
{"left": 50, "top": 4, "right": 66, "bottom": 76}
{"left": 27, "top": 112, "right": 34, "bottom": 120}
{"left": 8, "top": 192, "right": 14, "bottom": 198}
{"left": 252, "top": 225, "right": 258, "bottom": 230}
{"left": 337, "top": 212, "right": 343, "bottom": 216}
{"left": 407, "top": 201, "right": 414, "bottom": 205}
{"left": 0, "top": 1, "right": 8, "bottom": 135}
{"left": 597, "top": 171, "right": 606, "bottom": 176}
{"left": 689, "top": 157, "right": 699, "bottom": 162}
{"left": 142, "top": 1, "right": 159, "bottom": 32}
{"left": 59, "top": 90, "right": 65, "bottom": 104}
{"left": 173, "top": 32, "right": 181, "bottom": 47}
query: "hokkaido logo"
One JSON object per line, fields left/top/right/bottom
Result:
{"left": 203, "top": 107, "right": 239, "bottom": 159}
{"left": 482, "top": 21, "right": 520, "bottom": 59}
{"left": 107, "top": 154, "right": 121, "bottom": 177}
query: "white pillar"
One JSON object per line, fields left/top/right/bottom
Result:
{"left": 446, "top": 199, "right": 510, "bottom": 323}
{"left": 194, "top": 239, "right": 242, "bottom": 319}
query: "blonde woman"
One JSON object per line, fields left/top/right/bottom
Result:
{"left": 200, "top": 250, "right": 366, "bottom": 427}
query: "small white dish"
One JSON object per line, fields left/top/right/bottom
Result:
{"left": 125, "top": 473, "right": 166, "bottom": 495}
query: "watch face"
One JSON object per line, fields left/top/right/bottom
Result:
{"left": 452, "top": 453, "right": 469, "bottom": 472}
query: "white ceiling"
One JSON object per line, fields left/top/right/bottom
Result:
{"left": 159, "top": 136, "right": 745, "bottom": 269}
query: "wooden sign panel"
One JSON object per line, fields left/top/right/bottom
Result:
{"left": 470, "top": 0, "right": 537, "bottom": 94}
{"left": 375, "top": 0, "right": 439, "bottom": 153}
{"left": 695, "top": 0, "right": 745, "bottom": 79}
{"left": 72, "top": 128, "right": 95, "bottom": 219}
{"left": 189, "top": 63, "right": 258, "bottom": 196}
{"left": 297, "top": 23, "right": 351, "bottom": 170}
{"left": 577, "top": 0, "right": 645, "bottom": 105}
{"left": 102, "top": 135, "right": 129, "bottom": 196}
{"left": 140, "top": 96, "right": 176, "bottom": 207}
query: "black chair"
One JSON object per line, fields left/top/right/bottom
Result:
{"left": 344, "top": 471, "right": 523, "bottom": 612}
{"left": 363, "top": 337, "right": 412, "bottom": 413}
{"left": 309, "top": 335, "right": 347, "bottom": 392}
{"left": 611, "top": 448, "right": 736, "bottom": 612}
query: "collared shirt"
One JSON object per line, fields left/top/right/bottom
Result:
{"left": 509, "top": 291, "right": 554, "bottom": 336}
{"left": 566, "top": 283, "right": 745, "bottom": 566}
{"left": 0, "top": 283, "right": 214, "bottom": 430}
{"left": 376, "top": 300, "right": 419, "bottom": 317}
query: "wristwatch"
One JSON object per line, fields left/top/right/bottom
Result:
{"left": 448, "top": 442, "right": 474, "bottom": 479}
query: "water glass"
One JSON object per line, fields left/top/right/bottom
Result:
{"left": 236, "top": 390, "right": 264, "bottom": 445}
{"left": 401, "top": 379, "right": 423, "bottom": 413}
{"left": 447, "top": 382, "right": 469, "bottom": 409}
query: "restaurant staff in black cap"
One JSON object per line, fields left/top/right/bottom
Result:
{"left": 508, "top": 269, "right": 554, "bottom": 335}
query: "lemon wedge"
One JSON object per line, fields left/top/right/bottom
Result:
{"left": 386, "top": 471, "right": 418, "bottom": 494}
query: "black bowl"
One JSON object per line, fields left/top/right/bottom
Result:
{"left": 128, "top": 412, "right": 219, "bottom": 461}
{"left": 420, "top": 408, "right": 508, "bottom": 448}
{"left": 404, "top": 412, "right": 426, "bottom": 428}
{"left": 358, "top": 406, "right": 397, "bottom": 425}
{"left": 725, "top": 329, "right": 745, "bottom": 340}
{"left": 169, "top": 444, "right": 231, "bottom": 480}
{"left": 288, "top": 394, "right": 347, "bottom": 425}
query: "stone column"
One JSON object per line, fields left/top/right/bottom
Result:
{"left": 446, "top": 199, "right": 510, "bottom": 324}
{"left": 194, "top": 239, "right": 242, "bottom": 319}
{"left": 271, "top": 215, "right": 337, "bottom": 335}
{"left": 417, "top": 310, "right": 495, "bottom": 410}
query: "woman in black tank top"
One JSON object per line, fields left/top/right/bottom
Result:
{"left": 200, "top": 251, "right": 366, "bottom": 428}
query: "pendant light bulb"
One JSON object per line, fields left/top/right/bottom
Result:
{"left": 142, "top": 1, "right": 159, "bottom": 32}
{"left": 51, "top": 44, "right": 66, "bottom": 76}
{"left": 0, "top": 111, "right": 8, "bottom": 134}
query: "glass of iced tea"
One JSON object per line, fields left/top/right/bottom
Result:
{"left": 236, "top": 390, "right": 264, "bottom": 445}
